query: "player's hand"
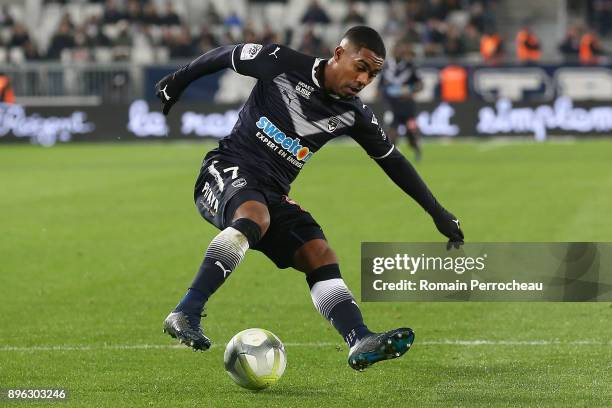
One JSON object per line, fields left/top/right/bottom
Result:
{"left": 433, "top": 209, "right": 464, "bottom": 250}
{"left": 154, "top": 72, "right": 184, "bottom": 115}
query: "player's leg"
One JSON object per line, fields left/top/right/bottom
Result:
{"left": 293, "top": 239, "right": 373, "bottom": 346}
{"left": 164, "top": 196, "right": 268, "bottom": 350}
{"left": 385, "top": 110, "right": 400, "bottom": 145}
{"left": 164, "top": 159, "right": 269, "bottom": 350}
{"left": 405, "top": 117, "right": 422, "bottom": 162}
{"left": 293, "top": 240, "right": 414, "bottom": 371}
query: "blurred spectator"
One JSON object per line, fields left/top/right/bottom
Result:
{"left": 161, "top": 3, "right": 181, "bottom": 26}
{"left": 400, "top": 20, "right": 422, "bottom": 44}
{"left": 444, "top": 25, "right": 466, "bottom": 58}
{"left": 142, "top": 2, "right": 162, "bottom": 26}
{"left": 559, "top": 25, "right": 581, "bottom": 62}
{"left": 470, "top": 1, "right": 496, "bottom": 33}
{"left": 260, "top": 23, "right": 280, "bottom": 45}
{"left": 298, "top": 26, "right": 328, "bottom": 56}
{"left": 112, "top": 21, "right": 133, "bottom": 61}
{"left": 301, "top": 0, "right": 331, "bottom": 25}
{"left": 579, "top": 29, "right": 605, "bottom": 64}
{"left": 204, "top": 4, "right": 222, "bottom": 26}
{"left": 126, "top": 0, "right": 142, "bottom": 24}
{"left": 382, "top": 3, "right": 406, "bottom": 36}
{"left": 426, "top": 0, "right": 448, "bottom": 21}
{"left": 23, "top": 40, "right": 42, "bottom": 61}
{"left": 405, "top": 0, "right": 427, "bottom": 23}
{"left": 103, "top": 0, "right": 124, "bottom": 24}
{"left": 72, "top": 28, "right": 91, "bottom": 62}
{"left": 0, "top": 73, "right": 16, "bottom": 103}
{"left": 114, "top": 21, "right": 133, "bottom": 47}
{"left": 224, "top": 12, "right": 243, "bottom": 29}
{"left": 0, "top": 5, "right": 14, "bottom": 27}
{"left": 480, "top": 27, "right": 503, "bottom": 65}
{"left": 342, "top": 3, "right": 365, "bottom": 25}
{"left": 423, "top": 18, "right": 446, "bottom": 57}
{"left": 242, "top": 24, "right": 258, "bottom": 44}
{"left": 46, "top": 20, "right": 75, "bottom": 59}
{"left": 9, "top": 23, "right": 31, "bottom": 48}
{"left": 592, "top": 0, "right": 612, "bottom": 36}
{"left": 463, "top": 22, "right": 481, "bottom": 54}
{"left": 195, "top": 26, "right": 219, "bottom": 52}
{"left": 168, "top": 27, "right": 195, "bottom": 59}
{"left": 516, "top": 23, "right": 541, "bottom": 64}
{"left": 85, "top": 15, "right": 112, "bottom": 47}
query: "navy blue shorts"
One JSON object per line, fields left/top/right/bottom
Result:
{"left": 194, "top": 157, "right": 325, "bottom": 269}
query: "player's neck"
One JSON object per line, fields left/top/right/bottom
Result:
{"left": 317, "top": 59, "right": 341, "bottom": 99}
{"left": 316, "top": 59, "right": 330, "bottom": 92}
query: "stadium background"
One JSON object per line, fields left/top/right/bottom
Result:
{"left": 1, "top": 1, "right": 611, "bottom": 407}
{"left": 0, "top": 0, "right": 610, "bottom": 144}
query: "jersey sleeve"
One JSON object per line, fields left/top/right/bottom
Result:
{"left": 348, "top": 104, "right": 395, "bottom": 160}
{"left": 230, "top": 43, "right": 313, "bottom": 81}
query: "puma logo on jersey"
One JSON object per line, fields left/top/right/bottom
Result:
{"left": 269, "top": 46, "right": 280, "bottom": 59}
{"left": 215, "top": 261, "right": 232, "bottom": 278}
{"left": 159, "top": 85, "right": 171, "bottom": 101}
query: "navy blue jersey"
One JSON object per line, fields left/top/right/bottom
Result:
{"left": 379, "top": 57, "right": 421, "bottom": 101}
{"left": 206, "top": 43, "right": 394, "bottom": 194}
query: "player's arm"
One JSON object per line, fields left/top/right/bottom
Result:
{"left": 155, "top": 43, "right": 308, "bottom": 115}
{"left": 375, "top": 148, "right": 463, "bottom": 248}
{"left": 351, "top": 109, "right": 464, "bottom": 248}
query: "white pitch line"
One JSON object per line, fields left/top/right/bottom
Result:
{"left": 0, "top": 339, "right": 609, "bottom": 352}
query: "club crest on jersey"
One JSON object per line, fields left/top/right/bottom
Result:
{"left": 255, "top": 116, "right": 314, "bottom": 162}
{"left": 327, "top": 116, "right": 340, "bottom": 132}
{"left": 371, "top": 113, "right": 379, "bottom": 125}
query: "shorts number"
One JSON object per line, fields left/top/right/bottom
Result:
{"left": 223, "top": 166, "right": 239, "bottom": 180}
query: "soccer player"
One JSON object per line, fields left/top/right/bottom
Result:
{"left": 156, "top": 26, "right": 463, "bottom": 371}
{"left": 379, "top": 42, "right": 423, "bottom": 161}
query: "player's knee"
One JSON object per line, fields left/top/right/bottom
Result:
{"left": 232, "top": 201, "right": 270, "bottom": 236}
{"left": 294, "top": 239, "right": 338, "bottom": 273}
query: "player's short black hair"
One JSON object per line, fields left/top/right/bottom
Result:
{"left": 342, "top": 26, "right": 386, "bottom": 59}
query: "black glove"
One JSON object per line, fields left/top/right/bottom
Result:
{"left": 154, "top": 72, "right": 185, "bottom": 115}
{"left": 433, "top": 209, "right": 464, "bottom": 250}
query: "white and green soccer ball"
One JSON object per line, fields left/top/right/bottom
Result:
{"left": 223, "top": 328, "right": 287, "bottom": 390}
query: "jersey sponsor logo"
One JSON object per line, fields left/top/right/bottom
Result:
{"left": 327, "top": 116, "right": 339, "bottom": 132}
{"left": 240, "top": 43, "right": 263, "bottom": 60}
{"left": 255, "top": 116, "right": 314, "bottom": 162}
{"left": 295, "top": 81, "right": 314, "bottom": 99}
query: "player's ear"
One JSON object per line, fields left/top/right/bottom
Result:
{"left": 333, "top": 46, "right": 345, "bottom": 62}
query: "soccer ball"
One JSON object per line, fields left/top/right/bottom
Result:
{"left": 223, "top": 328, "right": 287, "bottom": 390}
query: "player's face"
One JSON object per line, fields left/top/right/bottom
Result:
{"left": 333, "top": 45, "right": 384, "bottom": 98}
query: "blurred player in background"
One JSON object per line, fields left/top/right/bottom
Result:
{"left": 379, "top": 42, "right": 423, "bottom": 161}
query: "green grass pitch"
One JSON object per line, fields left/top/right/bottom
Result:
{"left": 1, "top": 140, "right": 611, "bottom": 407}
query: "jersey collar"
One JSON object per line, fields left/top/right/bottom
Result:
{"left": 312, "top": 58, "right": 325, "bottom": 88}
{"left": 314, "top": 58, "right": 348, "bottom": 100}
